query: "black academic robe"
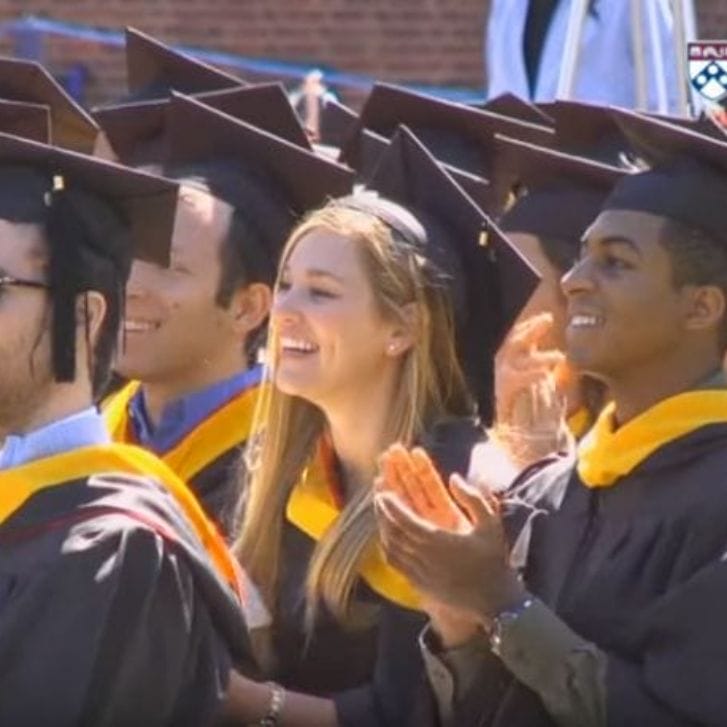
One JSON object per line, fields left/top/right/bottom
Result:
{"left": 273, "top": 525, "right": 428, "bottom": 726}
{"left": 103, "top": 377, "right": 263, "bottom": 539}
{"left": 265, "top": 419, "right": 483, "bottom": 727}
{"left": 0, "top": 471, "right": 248, "bottom": 727}
{"left": 190, "top": 447, "right": 243, "bottom": 537}
{"left": 445, "top": 423, "right": 727, "bottom": 727}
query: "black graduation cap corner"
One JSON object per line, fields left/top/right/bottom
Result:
{"left": 165, "top": 92, "right": 352, "bottom": 213}
{"left": 340, "top": 82, "right": 555, "bottom": 211}
{"left": 93, "top": 26, "right": 251, "bottom": 160}
{"left": 150, "top": 92, "right": 354, "bottom": 274}
{"left": 361, "top": 125, "right": 540, "bottom": 422}
{"left": 196, "top": 83, "right": 311, "bottom": 150}
{"left": 537, "top": 99, "right": 643, "bottom": 166}
{"left": 92, "top": 98, "right": 167, "bottom": 164}
{"left": 340, "top": 127, "right": 496, "bottom": 216}
{"left": 319, "top": 98, "right": 359, "bottom": 148}
{"left": 493, "top": 134, "right": 629, "bottom": 246}
{"left": 480, "top": 92, "right": 555, "bottom": 127}
{"left": 604, "top": 107, "right": 727, "bottom": 249}
{"left": 94, "top": 82, "right": 312, "bottom": 165}
{"left": 0, "top": 57, "right": 99, "bottom": 153}
{"left": 124, "top": 27, "right": 245, "bottom": 100}
{"left": 646, "top": 109, "right": 727, "bottom": 141}
{"left": 0, "top": 99, "right": 51, "bottom": 144}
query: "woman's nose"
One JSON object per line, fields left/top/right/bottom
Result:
{"left": 271, "top": 287, "right": 302, "bottom": 324}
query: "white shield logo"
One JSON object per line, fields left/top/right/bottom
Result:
{"left": 689, "top": 42, "right": 727, "bottom": 103}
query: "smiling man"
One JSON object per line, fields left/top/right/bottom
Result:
{"left": 103, "top": 93, "right": 352, "bottom": 536}
{"left": 374, "top": 111, "right": 727, "bottom": 727}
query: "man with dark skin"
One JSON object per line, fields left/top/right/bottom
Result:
{"left": 375, "top": 113, "right": 727, "bottom": 726}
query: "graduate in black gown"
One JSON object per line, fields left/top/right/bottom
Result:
{"left": 99, "top": 87, "right": 351, "bottom": 536}
{"left": 467, "top": 135, "right": 625, "bottom": 486}
{"left": 0, "top": 133, "right": 248, "bottom": 726}
{"left": 374, "top": 111, "right": 727, "bottom": 726}
{"left": 222, "top": 127, "right": 538, "bottom": 726}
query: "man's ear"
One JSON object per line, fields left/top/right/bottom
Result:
{"left": 76, "top": 290, "right": 107, "bottom": 348}
{"left": 384, "top": 302, "right": 419, "bottom": 358}
{"left": 229, "top": 283, "right": 273, "bottom": 338}
{"left": 683, "top": 285, "right": 726, "bottom": 336}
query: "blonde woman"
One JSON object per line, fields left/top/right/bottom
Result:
{"left": 221, "top": 128, "right": 538, "bottom": 727}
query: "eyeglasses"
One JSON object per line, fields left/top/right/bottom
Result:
{"left": 0, "top": 275, "right": 49, "bottom": 292}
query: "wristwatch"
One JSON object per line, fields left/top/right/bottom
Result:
{"left": 257, "top": 682, "right": 286, "bottom": 727}
{"left": 489, "top": 596, "right": 535, "bottom": 656}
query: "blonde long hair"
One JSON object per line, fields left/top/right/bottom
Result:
{"left": 234, "top": 196, "right": 472, "bottom": 628}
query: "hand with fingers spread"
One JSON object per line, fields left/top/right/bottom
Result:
{"left": 494, "top": 313, "right": 573, "bottom": 467}
{"left": 377, "top": 444, "right": 470, "bottom": 531}
{"left": 374, "top": 472, "right": 525, "bottom": 635}
{"left": 495, "top": 312, "right": 570, "bottom": 424}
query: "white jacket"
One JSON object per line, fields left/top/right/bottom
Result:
{"left": 485, "top": 0, "right": 680, "bottom": 112}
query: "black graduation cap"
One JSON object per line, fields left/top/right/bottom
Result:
{"left": 94, "top": 82, "right": 311, "bottom": 164}
{"left": 165, "top": 92, "right": 351, "bottom": 206}
{"left": 0, "top": 99, "right": 50, "bottom": 144}
{"left": 539, "top": 99, "right": 636, "bottom": 164}
{"left": 339, "top": 126, "right": 387, "bottom": 179}
{"left": 479, "top": 93, "right": 555, "bottom": 127}
{"left": 124, "top": 27, "right": 245, "bottom": 101}
{"left": 544, "top": 101, "right": 727, "bottom": 163}
{"left": 354, "top": 125, "right": 540, "bottom": 422}
{"left": 604, "top": 108, "right": 727, "bottom": 248}
{"left": 0, "top": 57, "right": 99, "bottom": 153}
{"left": 0, "top": 132, "right": 179, "bottom": 383}
{"left": 92, "top": 99, "right": 166, "bottom": 164}
{"left": 341, "top": 127, "right": 496, "bottom": 215}
{"left": 342, "top": 82, "right": 554, "bottom": 179}
{"left": 159, "top": 92, "right": 353, "bottom": 272}
{"left": 319, "top": 98, "right": 359, "bottom": 148}
{"left": 645, "top": 110, "right": 727, "bottom": 140}
{"left": 197, "top": 83, "right": 311, "bottom": 150}
{"left": 493, "top": 135, "right": 628, "bottom": 250}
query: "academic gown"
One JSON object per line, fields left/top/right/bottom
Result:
{"left": 264, "top": 419, "right": 483, "bottom": 727}
{"left": 443, "top": 422, "right": 727, "bottom": 726}
{"left": 0, "top": 464, "right": 249, "bottom": 727}
{"left": 103, "top": 368, "right": 264, "bottom": 538}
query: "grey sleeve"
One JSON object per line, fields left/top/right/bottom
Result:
{"left": 420, "top": 599, "right": 607, "bottom": 727}
{"left": 420, "top": 626, "right": 511, "bottom": 727}
{"left": 495, "top": 599, "right": 606, "bottom": 727}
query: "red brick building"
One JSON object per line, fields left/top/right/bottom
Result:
{"left": 0, "top": 1, "right": 725, "bottom": 108}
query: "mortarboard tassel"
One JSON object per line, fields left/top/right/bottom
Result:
{"left": 46, "top": 173, "right": 82, "bottom": 383}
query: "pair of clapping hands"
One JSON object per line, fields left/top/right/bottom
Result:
{"left": 374, "top": 445, "right": 526, "bottom": 646}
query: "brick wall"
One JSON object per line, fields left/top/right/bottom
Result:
{"left": 0, "top": 1, "right": 726, "bottom": 108}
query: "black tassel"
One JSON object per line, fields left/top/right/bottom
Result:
{"left": 46, "top": 176, "right": 83, "bottom": 383}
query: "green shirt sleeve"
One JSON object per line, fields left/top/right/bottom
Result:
{"left": 420, "top": 598, "right": 607, "bottom": 727}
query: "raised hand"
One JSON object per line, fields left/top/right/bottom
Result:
{"left": 494, "top": 313, "right": 573, "bottom": 466}
{"left": 374, "top": 474, "right": 524, "bottom": 627}
{"left": 377, "top": 444, "right": 470, "bottom": 532}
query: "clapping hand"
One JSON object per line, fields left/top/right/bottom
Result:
{"left": 374, "top": 446, "right": 525, "bottom": 640}
{"left": 494, "top": 313, "right": 573, "bottom": 466}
